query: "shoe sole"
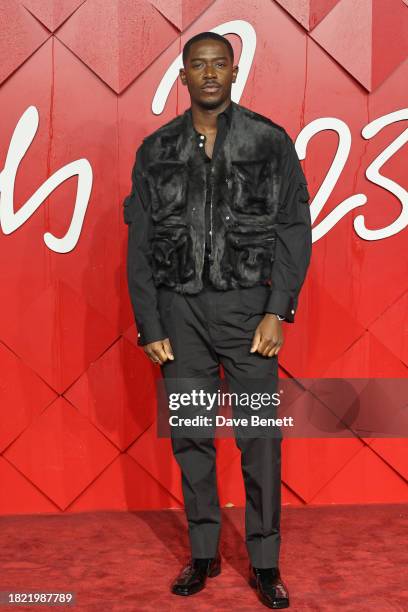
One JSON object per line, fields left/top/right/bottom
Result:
{"left": 249, "top": 576, "right": 290, "bottom": 609}
{"left": 171, "top": 565, "right": 221, "bottom": 596}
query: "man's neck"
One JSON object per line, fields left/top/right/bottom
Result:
{"left": 190, "top": 98, "right": 231, "bottom": 135}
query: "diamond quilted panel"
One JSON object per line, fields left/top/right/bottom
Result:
{"left": 4, "top": 280, "right": 118, "bottom": 393}
{"left": 0, "top": 342, "right": 56, "bottom": 452}
{"left": 151, "top": 0, "right": 215, "bottom": 31}
{"left": 127, "top": 422, "right": 183, "bottom": 503}
{"left": 4, "top": 397, "right": 119, "bottom": 509}
{"left": 311, "top": 0, "right": 408, "bottom": 91}
{"left": 290, "top": 33, "right": 408, "bottom": 329}
{"left": 68, "top": 454, "right": 182, "bottom": 511}
{"left": 323, "top": 332, "right": 408, "bottom": 378}
{"left": 370, "top": 0, "right": 408, "bottom": 90}
{"left": 57, "top": 0, "right": 178, "bottom": 92}
{"left": 309, "top": 445, "right": 408, "bottom": 504}
{"left": 311, "top": 0, "right": 374, "bottom": 90}
{"left": 65, "top": 337, "right": 156, "bottom": 451}
{"left": 281, "top": 483, "right": 304, "bottom": 506}
{"left": 275, "top": 0, "right": 341, "bottom": 30}
{"left": 364, "top": 438, "right": 408, "bottom": 481}
{"left": 39, "top": 40, "right": 124, "bottom": 327}
{"left": 0, "top": 41, "right": 54, "bottom": 340}
{"left": 306, "top": 377, "right": 408, "bottom": 440}
{"left": 280, "top": 276, "right": 366, "bottom": 377}
{"left": 369, "top": 292, "right": 408, "bottom": 368}
{"left": 0, "top": 0, "right": 49, "bottom": 85}
{"left": 0, "top": 457, "right": 58, "bottom": 514}
{"left": 283, "top": 438, "right": 363, "bottom": 503}
{"left": 22, "top": 0, "right": 86, "bottom": 31}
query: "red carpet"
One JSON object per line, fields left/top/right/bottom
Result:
{"left": 1, "top": 504, "right": 407, "bottom": 611}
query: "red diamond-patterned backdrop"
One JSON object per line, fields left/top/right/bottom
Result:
{"left": 0, "top": 0, "right": 407, "bottom": 515}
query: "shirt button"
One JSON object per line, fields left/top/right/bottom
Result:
{"left": 226, "top": 216, "right": 230, "bottom": 220}
{"left": 209, "top": 230, "right": 212, "bottom": 235}
{"left": 199, "top": 143, "right": 204, "bottom": 147}
{"left": 200, "top": 135, "right": 205, "bottom": 140}
{"left": 137, "top": 332, "right": 141, "bottom": 338}
{"left": 291, "top": 309, "right": 295, "bottom": 314}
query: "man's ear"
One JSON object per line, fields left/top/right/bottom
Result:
{"left": 179, "top": 68, "right": 186, "bottom": 85}
{"left": 233, "top": 64, "right": 239, "bottom": 82}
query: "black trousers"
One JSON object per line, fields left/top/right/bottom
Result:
{"left": 158, "top": 284, "right": 282, "bottom": 568}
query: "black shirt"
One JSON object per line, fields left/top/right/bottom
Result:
{"left": 192, "top": 102, "right": 232, "bottom": 286}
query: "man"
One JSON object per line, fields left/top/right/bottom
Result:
{"left": 123, "top": 31, "right": 312, "bottom": 609}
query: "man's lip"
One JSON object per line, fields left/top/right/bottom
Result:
{"left": 202, "top": 84, "right": 221, "bottom": 91}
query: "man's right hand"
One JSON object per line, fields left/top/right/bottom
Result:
{"left": 143, "top": 338, "right": 174, "bottom": 365}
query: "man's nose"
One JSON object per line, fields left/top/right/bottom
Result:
{"left": 204, "top": 66, "right": 216, "bottom": 78}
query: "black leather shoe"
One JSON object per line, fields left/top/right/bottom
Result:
{"left": 249, "top": 565, "right": 290, "bottom": 609}
{"left": 171, "top": 553, "right": 221, "bottom": 596}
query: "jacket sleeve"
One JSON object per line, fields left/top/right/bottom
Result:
{"left": 264, "top": 131, "right": 313, "bottom": 322}
{"left": 123, "top": 143, "right": 167, "bottom": 346}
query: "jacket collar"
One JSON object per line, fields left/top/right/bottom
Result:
{"left": 178, "top": 101, "right": 236, "bottom": 165}
{"left": 187, "top": 99, "right": 233, "bottom": 131}
{"left": 221, "top": 99, "right": 233, "bottom": 126}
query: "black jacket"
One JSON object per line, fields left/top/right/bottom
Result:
{"left": 123, "top": 101, "right": 312, "bottom": 346}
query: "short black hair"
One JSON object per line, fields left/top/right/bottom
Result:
{"left": 182, "top": 32, "right": 234, "bottom": 66}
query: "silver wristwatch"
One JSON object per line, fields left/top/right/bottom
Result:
{"left": 273, "top": 313, "right": 286, "bottom": 321}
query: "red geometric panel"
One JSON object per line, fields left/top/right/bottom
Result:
{"left": 151, "top": 0, "right": 216, "bottom": 31}
{"left": 4, "top": 280, "right": 118, "bottom": 393}
{"left": 0, "top": 45, "right": 53, "bottom": 348}
{"left": 0, "top": 342, "right": 56, "bottom": 452}
{"left": 127, "top": 422, "right": 183, "bottom": 503}
{"left": 57, "top": 0, "right": 178, "bottom": 92}
{"left": 0, "top": 457, "right": 57, "bottom": 514}
{"left": 309, "top": 445, "right": 408, "bottom": 504}
{"left": 275, "top": 0, "right": 341, "bottom": 30}
{"left": 22, "top": 0, "right": 86, "bottom": 32}
{"left": 279, "top": 275, "right": 366, "bottom": 377}
{"left": 364, "top": 438, "right": 408, "bottom": 481}
{"left": 30, "top": 39, "right": 124, "bottom": 329}
{"left": 323, "top": 332, "right": 408, "bottom": 379}
{"left": 4, "top": 398, "right": 119, "bottom": 509}
{"left": 368, "top": 291, "right": 408, "bottom": 368}
{"left": 65, "top": 337, "right": 156, "bottom": 451}
{"left": 283, "top": 438, "right": 364, "bottom": 503}
{"left": 310, "top": 0, "right": 408, "bottom": 91}
{"left": 0, "top": 0, "right": 49, "bottom": 85}
{"left": 294, "top": 38, "right": 407, "bottom": 330}
{"left": 67, "top": 454, "right": 182, "bottom": 511}
{"left": 281, "top": 483, "right": 304, "bottom": 506}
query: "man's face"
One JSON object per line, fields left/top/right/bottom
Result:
{"left": 179, "top": 39, "right": 238, "bottom": 109}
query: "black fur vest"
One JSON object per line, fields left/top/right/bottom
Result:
{"left": 131, "top": 101, "right": 288, "bottom": 292}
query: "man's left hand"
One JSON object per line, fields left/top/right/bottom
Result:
{"left": 250, "top": 314, "right": 284, "bottom": 357}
